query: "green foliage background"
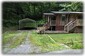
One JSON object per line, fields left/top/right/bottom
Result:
{"left": 2, "top": 2, "right": 83, "bottom": 30}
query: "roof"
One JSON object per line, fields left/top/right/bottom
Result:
{"left": 19, "top": 18, "right": 36, "bottom": 23}
{"left": 43, "top": 11, "right": 83, "bottom": 16}
{"left": 43, "top": 13, "right": 54, "bottom": 15}
{"left": 51, "top": 11, "right": 83, "bottom": 14}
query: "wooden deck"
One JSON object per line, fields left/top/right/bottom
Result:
{"left": 43, "top": 31, "right": 68, "bottom": 33}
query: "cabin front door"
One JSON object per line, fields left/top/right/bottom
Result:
{"left": 55, "top": 14, "right": 63, "bottom": 31}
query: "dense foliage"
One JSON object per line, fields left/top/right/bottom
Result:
{"left": 2, "top": 2, "right": 83, "bottom": 30}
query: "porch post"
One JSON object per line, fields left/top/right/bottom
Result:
{"left": 48, "top": 16, "right": 49, "bottom": 22}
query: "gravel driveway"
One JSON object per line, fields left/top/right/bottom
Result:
{"left": 3, "top": 31, "right": 41, "bottom": 54}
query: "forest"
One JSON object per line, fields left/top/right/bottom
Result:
{"left": 2, "top": 2, "right": 83, "bottom": 31}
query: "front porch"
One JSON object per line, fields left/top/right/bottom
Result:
{"left": 44, "top": 30, "right": 68, "bottom": 33}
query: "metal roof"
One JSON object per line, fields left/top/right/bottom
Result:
{"left": 51, "top": 11, "right": 83, "bottom": 14}
{"left": 43, "top": 11, "right": 83, "bottom": 16}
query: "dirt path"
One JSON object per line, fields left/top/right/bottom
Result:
{"left": 3, "top": 31, "right": 41, "bottom": 54}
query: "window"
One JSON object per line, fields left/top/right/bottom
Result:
{"left": 62, "top": 14, "right": 66, "bottom": 21}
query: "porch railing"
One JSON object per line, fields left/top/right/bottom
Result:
{"left": 43, "top": 22, "right": 50, "bottom": 30}
{"left": 64, "top": 20, "right": 77, "bottom": 32}
{"left": 37, "top": 22, "right": 50, "bottom": 33}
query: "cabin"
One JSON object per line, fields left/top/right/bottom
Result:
{"left": 37, "top": 11, "right": 83, "bottom": 33}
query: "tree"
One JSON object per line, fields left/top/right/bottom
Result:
{"left": 59, "top": 2, "right": 83, "bottom": 12}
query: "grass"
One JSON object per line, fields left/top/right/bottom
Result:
{"left": 3, "top": 31, "right": 19, "bottom": 45}
{"left": 29, "top": 31, "right": 70, "bottom": 52}
{"left": 29, "top": 31, "right": 83, "bottom": 52}
{"left": 3, "top": 31, "right": 28, "bottom": 48}
{"left": 48, "top": 33, "right": 83, "bottom": 49}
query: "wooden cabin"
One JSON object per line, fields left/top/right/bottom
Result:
{"left": 38, "top": 11, "right": 83, "bottom": 33}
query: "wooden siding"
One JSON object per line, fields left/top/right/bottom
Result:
{"left": 56, "top": 14, "right": 61, "bottom": 30}
{"left": 76, "top": 19, "right": 82, "bottom": 26}
{"left": 69, "top": 14, "right": 76, "bottom": 21}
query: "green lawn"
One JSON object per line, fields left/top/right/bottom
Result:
{"left": 29, "top": 31, "right": 83, "bottom": 52}
{"left": 48, "top": 33, "right": 83, "bottom": 49}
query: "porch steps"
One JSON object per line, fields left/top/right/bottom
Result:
{"left": 44, "top": 31, "right": 68, "bottom": 33}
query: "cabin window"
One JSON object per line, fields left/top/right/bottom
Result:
{"left": 61, "top": 14, "right": 68, "bottom": 25}
{"left": 62, "top": 14, "right": 66, "bottom": 21}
